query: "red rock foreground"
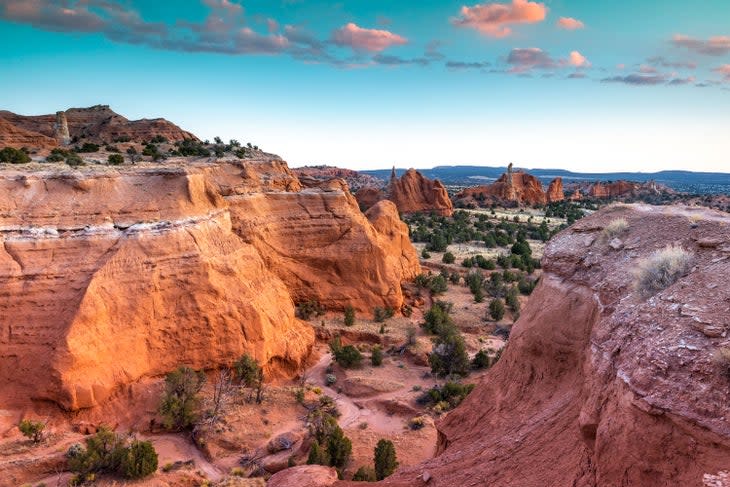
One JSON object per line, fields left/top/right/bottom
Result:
{"left": 332, "top": 204, "right": 730, "bottom": 486}
{"left": 0, "top": 158, "right": 419, "bottom": 411}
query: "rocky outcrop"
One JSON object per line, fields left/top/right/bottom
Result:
{"left": 54, "top": 111, "right": 70, "bottom": 146}
{"left": 384, "top": 168, "right": 454, "bottom": 216}
{"left": 589, "top": 180, "right": 638, "bottom": 198}
{"left": 365, "top": 204, "right": 730, "bottom": 487}
{"left": 354, "top": 186, "right": 385, "bottom": 210}
{"left": 0, "top": 105, "right": 198, "bottom": 146}
{"left": 0, "top": 160, "right": 419, "bottom": 411}
{"left": 293, "top": 166, "right": 382, "bottom": 192}
{"left": 0, "top": 117, "right": 57, "bottom": 150}
{"left": 455, "top": 166, "right": 551, "bottom": 207}
{"left": 546, "top": 177, "right": 565, "bottom": 202}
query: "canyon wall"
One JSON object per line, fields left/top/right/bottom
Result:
{"left": 346, "top": 204, "right": 730, "bottom": 487}
{"left": 0, "top": 160, "right": 419, "bottom": 411}
{"left": 354, "top": 168, "right": 453, "bottom": 216}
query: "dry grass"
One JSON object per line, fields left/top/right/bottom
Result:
{"left": 602, "top": 218, "right": 629, "bottom": 240}
{"left": 633, "top": 245, "right": 693, "bottom": 296}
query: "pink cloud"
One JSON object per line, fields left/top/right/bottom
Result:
{"left": 713, "top": 64, "right": 730, "bottom": 80}
{"left": 557, "top": 17, "right": 584, "bottom": 30}
{"left": 672, "top": 34, "right": 730, "bottom": 56}
{"left": 567, "top": 50, "right": 589, "bottom": 67}
{"left": 453, "top": 0, "right": 547, "bottom": 38}
{"left": 331, "top": 23, "right": 407, "bottom": 52}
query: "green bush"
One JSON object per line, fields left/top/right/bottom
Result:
{"left": 0, "top": 147, "right": 31, "bottom": 164}
{"left": 108, "top": 153, "right": 124, "bottom": 165}
{"left": 158, "top": 366, "right": 206, "bottom": 430}
{"left": 344, "top": 305, "right": 355, "bottom": 327}
{"left": 429, "top": 331, "right": 470, "bottom": 377}
{"left": 307, "top": 440, "right": 329, "bottom": 466}
{"left": 374, "top": 439, "right": 398, "bottom": 480}
{"left": 428, "top": 274, "right": 448, "bottom": 295}
{"left": 422, "top": 302, "right": 455, "bottom": 336}
{"left": 67, "top": 427, "right": 127, "bottom": 476}
{"left": 18, "top": 419, "right": 45, "bottom": 443}
{"left": 120, "top": 440, "right": 158, "bottom": 479}
{"left": 325, "top": 424, "right": 352, "bottom": 469}
{"left": 234, "top": 354, "right": 261, "bottom": 387}
{"left": 352, "top": 465, "right": 377, "bottom": 481}
{"left": 373, "top": 307, "right": 394, "bottom": 322}
{"left": 66, "top": 152, "right": 84, "bottom": 166}
{"left": 371, "top": 346, "right": 383, "bottom": 367}
{"left": 442, "top": 252, "right": 455, "bottom": 264}
{"left": 505, "top": 287, "right": 520, "bottom": 313}
{"left": 416, "top": 382, "right": 474, "bottom": 410}
{"left": 489, "top": 299, "right": 505, "bottom": 321}
{"left": 297, "top": 300, "right": 324, "bottom": 320}
{"left": 75, "top": 142, "right": 99, "bottom": 153}
{"left": 472, "top": 350, "right": 490, "bottom": 369}
{"left": 330, "top": 337, "right": 363, "bottom": 368}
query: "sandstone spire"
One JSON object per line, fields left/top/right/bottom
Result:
{"left": 54, "top": 111, "right": 70, "bottom": 146}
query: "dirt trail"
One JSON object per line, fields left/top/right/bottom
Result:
{"left": 144, "top": 433, "right": 224, "bottom": 481}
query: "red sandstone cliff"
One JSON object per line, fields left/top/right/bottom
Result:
{"left": 455, "top": 167, "right": 553, "bottom": 206}
{"left": 546, "top": 176, "right": 565, "bottom": 202}
{"left": 387, "top": 168, "right": 454, "bottom": 217}
{"left": 340, "top": 204, "right": 730, "bottom": 487}
{"left": 0, "top": 105, "right": 198, "bottom": 147}
{"left": 0, "top": 118, "right": 57, "bottom": 150}
{"left": 0, "top": 159, "right": 419, "bottom": 411}
{"left": 589, "top": 180, "right": 638, "bottom": 198}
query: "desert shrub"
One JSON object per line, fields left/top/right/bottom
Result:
{"left": 633, "top": 245, "right": 693, "bottom": 296}
{"left": 374, "top": 439, "right": 398, "bottom": 480}
{"left": 472, "top": 349, "right": 490, "bottom": 369}
{"left": 105, "top": 145, "right": 120, "bottom": 152}
{"left": 408, "top": 416, "right": 426, "bottom": 430}
{"left": 325, "top": 424, "right": 352, "bottom": 469}
{"left": 297, "top": 300, "right": 324, "bottom": 320}
{"left": 75, "top": 142, "right": 99, "bottom": 153}
{"left": 518, "top": 277, "right": 537, "bottom": 295}
{"left": 150, "top": 135, "right": 168, "bottom": 144}
{"left": 177, "top": 139, "right": 210, "bottom": 157}
{"left": 294, "top": 388, "right": 305, "bottom": 403}
{"left": 422, "top": 302, "right": 455, "bottom": 336}
{"left": 371, "top": 346, "right": 383, "bottom": 367}
{"left": 373, "top": 306, "right": 394, "bottom": 322}
{"left": 406, "top": 326, "right": 417, "bottom": 347}
{"left": 108, "top": 153, "right": 124, "bottom": 165}
{"left": 0, "top": 147, "right": 31, "bottom": 164}
{"left": 67, "top": 427, "right": 127, "bottom": 476}
{"left": 234, "top": 354, "right": 261, "bottom": 387}
{"left": 344, "top": 305, "right": 355, "bottom": 327}
{"left": 489, "top": 298, "right": 505, "bottom": 321}
{"left": 505, "top": 287, "right": 520, "bottom": 313}
{"left": 417, "top": 382, "right": 474, "bottom": 410}
{"left": 421, "top": 249, "right": 431, "bottom": 259}
{"left": 449, "top": 272, "right": 460, "bottom": 284}
{"left": 66, "top": 153, "right": 84, "bottom": 166}
{"left": 18, "top": 419, "right": 45, "bottom": 443}
{"left": 46, "top": 152, "right": 65, "bottom": 162}
{"left": 442, "top": 252, "right": 455, "bottom": 264}
{"left": 120, "top": 440, "right": 158, "bottom": 479}
{"left": 428, "top": 274, "right": 448, "bottom": 295}
{"left": 602, "top": 218, "right": 629, "bottom": 240}
{"left": 429, "top": 331, "right": 470, "bottom": 377}
{"left": 158, "top": 366, "right": 206, "bottom": 430}
{"left": 307, "top": 440, "right": 329, "bottom": 466}
{"left": 330, "top": 336, "right": 363, "bottom": 368}
{"left": 325, "top": 373, "right": 337, "bottom": 386}
{"left": 426, "top": 232, "right": 448, "bottom": 252}
{"left": 352, "top": 465, "right": 377, "bottom": 481}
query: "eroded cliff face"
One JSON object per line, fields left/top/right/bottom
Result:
{"left": 455, "top": 170, "right": 563, "bottom": 207}
{"left": 351, "top": 204, "right": 730, "bottom": 487}
{"left": 0, "top": 160, "right": 419, "bottom": 411}
{"left": 387, "top": 168, "right": 454, "bottom": 217}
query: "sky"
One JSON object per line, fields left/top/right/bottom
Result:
{"left": 0, "top": 0, "right": 729, "bottom": 172}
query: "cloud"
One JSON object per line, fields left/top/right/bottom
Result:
{"left": 505, "top": 47, "right": 589, "bottom": 73}
{"left": 713, "top": 64, "right": 730, "bottom": 81}
{"left": 567, "top": 50, "right": 590, "bottom": 67}
{"left": 671, "top": 34, "right": 730, "bottom": 56}
{"left": 452, "top": 0, "right": 547, "bottom": 38}
{"left": 372, "top": 54, "right": 429, "bottom": 66}
{"left": 667, "top": 76, "right": 696, "bottom": 86}
{"left": 602, "top": 73, "right": 669, "bottom": 86}
{"left": 445, "top": 60, "right": 492, "bottom": 70}
{"left": 557, "top": 17, "right": 584, "bottom": 30}
{"left": 646, "top": 56, "right": 697, "bottom": 70}
{"left": 331, "top": 22, "right": 407, "bottom": 52}
{"left": 567, "top": 72, "right": 587, "bottom": 79}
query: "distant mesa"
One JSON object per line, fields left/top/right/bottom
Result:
{"left": 0, "top": 104, "right": 198, "bottom": 150}
{"left": 353, "top": 167, "right": 454, "bottom": 217}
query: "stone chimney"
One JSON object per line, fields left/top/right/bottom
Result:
{"left": 54, "top": 111, "right": 70, "bottom": 146}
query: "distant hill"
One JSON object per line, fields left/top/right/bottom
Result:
{"left": 361, "top": 166, "right": 730, "bottom": 195}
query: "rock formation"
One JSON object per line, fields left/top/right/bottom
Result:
{"left": 355, "top": 204, "right": 730, "bottom": 487}
{"left": 0, "top": 105, "right": 198, "bottom": 148}
{"left": 293, "top": 166, "right": 382, "bottom": 192}
{"left": 546, "top": 176, "right": 565, "bottom": 202}
{"left": 455, "top": 168, "right": 555, "bottom": 207}
{"left": 0, "top": 159, "right": 419, "bottom": 411}
{"left": 354, "top": 168, "right": 453, "bottom": 216}
{"left": 54, "top": 111, "right": 70, "bottom": 146}
{"left": 588, "top": 180, "right": 638, "bottom": 198}
{"left": 0, "top": 118, "right": 57, "bottom": 150}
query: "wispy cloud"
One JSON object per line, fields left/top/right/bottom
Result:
{"left": 713, "top": 64, "right": 730, "bottom": 81}
{"left": 452, "top": 0, "right": 547, "bottom": 38}
{"left": 671, "top": 34, "right": 730, "bottom": 56}
{"left": 445, "top": 60, "right": 492, "bottom": 70}
{"left": 557, "top": 17, "right": 584, "bottom": 30}
{"left": 646, "top": 56, "right": 697, "bottom": 70}
{"left": 602, "top": 73, "right": 669, "bottom": 86}
{"left": 505, "top": 47, "right": 589, "bottom": 73}
{"left": 331, "top": 23, "right": 407, "bottom": 52}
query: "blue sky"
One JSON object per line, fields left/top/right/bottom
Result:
{"left": 1, "top": 0, "right": 729, "bottom": 172}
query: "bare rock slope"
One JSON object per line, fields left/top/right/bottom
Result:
{"left": 0, "top": 159, "right": 419, "bottom": 411}
{"left": 342, "top": 204, "right": 730, "bottom": 487}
